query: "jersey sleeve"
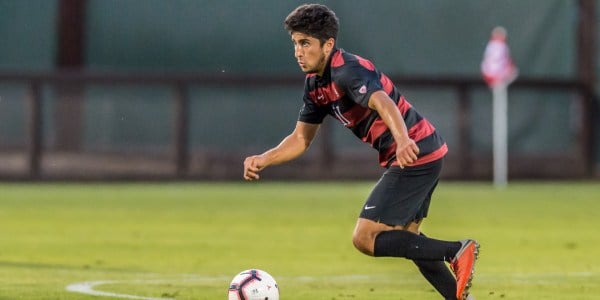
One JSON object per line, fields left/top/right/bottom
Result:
{"left": 335, "top": 61, "right": 383, "bottom": 107}
{"left": 298, "top": 92, "right": 327, "bottom": 124}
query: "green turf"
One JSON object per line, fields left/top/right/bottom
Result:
{"left": 0, "top": 181, "right": 598, "bottom": 299}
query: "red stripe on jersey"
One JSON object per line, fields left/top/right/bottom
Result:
{"left": 361, "top": 96, "right": 418, "bottom": 146}
{"left": 388, "top": 143, "right": 448, "bottom": 168}
{"left": 331, "top": 50, "right": 345, "bottom": 67}
{"left": 380, "top": 74, "right": 394, "bottom": 94}
{"left": 308, "top": 81, "right": 344, "bottom": 105}
{"left": 341, "top": 104, "right": 371, "bottom": 128}
{"left": 355, "top": 55, "right": 375, "bottom": 71}
{"left": 415, "top": 143, "right": 448, "bottom": 165}
{"left": 398, "top": 96, "right": 412, "bottom": 116}
{"left": 408, "top": 119, "right": 436, "bottom": 142}
{"left": 379, "top": 142, "right": 397, "bottom": 167}
{"left": 308, "top": 89, "right": 320, "bottom": 104}
{"left": 362, "top": 118, "right": 387, "bottom": 144}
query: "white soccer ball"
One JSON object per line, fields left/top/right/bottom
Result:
{"left": 228, "top": 269, "right": 279, "bottom": 300}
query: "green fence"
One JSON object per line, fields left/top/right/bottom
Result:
{"left": 0, "top": 0, "right": 597, "bottom": 179}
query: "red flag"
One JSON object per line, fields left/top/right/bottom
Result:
{"left": 481, "top": 27, "right": 518, "bottom": 88}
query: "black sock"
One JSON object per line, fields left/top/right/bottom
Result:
{"left": 373, "top": 230, "right": 461, "bottom": 262}
{"left": 413, "top": 233, "right": 457, "bottom": 300}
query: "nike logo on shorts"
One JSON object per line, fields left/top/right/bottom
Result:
{"left": 364, "top": 205, "right": 376, "bottom": 210}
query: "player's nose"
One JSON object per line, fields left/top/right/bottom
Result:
{"left": 294, "top": 46, "right": 302, "bottom": 58}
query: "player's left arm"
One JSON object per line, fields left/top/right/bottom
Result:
{"left": 368, "top": 90, "right": 419, "bottom": 168}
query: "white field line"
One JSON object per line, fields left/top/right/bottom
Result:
{"left": 66, "top": 272, "right": 599, "bottom": 300}
{"left": 66, "top": 276, "right": 232, "bottom": 300}
{"left": 66, "top": 280, "right": 172, "bottom": 300}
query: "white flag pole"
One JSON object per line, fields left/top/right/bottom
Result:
{"left": 492, "top": 84, "right": 508, "bottom": 188}
{"left": 481, "top": 26, "right": 517, "bottom": 188}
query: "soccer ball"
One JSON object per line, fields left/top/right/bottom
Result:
{"left": 228, "top": 269, "right": 279, "bottom": 300}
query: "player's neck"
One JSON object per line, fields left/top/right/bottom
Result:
{"left": 316, "top": 48, "right": 337, "bottom": 77}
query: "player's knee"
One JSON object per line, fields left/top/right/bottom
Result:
{"left": 352, "top": 229, "right": 375, "bottom": 256}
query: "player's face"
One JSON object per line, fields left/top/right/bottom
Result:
{"left": 291, "top": 32, "right": 334, "bottom": 76}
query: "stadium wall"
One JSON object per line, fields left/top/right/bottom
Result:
{"left": 0, "top": 0, "right": 598, "bottom": 180}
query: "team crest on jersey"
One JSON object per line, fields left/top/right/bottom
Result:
{"left": 359, "top": 85, "right": 367, "bottom": 94}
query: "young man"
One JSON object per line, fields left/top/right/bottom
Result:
{"left": 243, "top": 4, "right": 479, "bottom": 300}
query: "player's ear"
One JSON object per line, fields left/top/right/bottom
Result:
{"left": 324, "top": 37, "right": 335, "bottom": 54}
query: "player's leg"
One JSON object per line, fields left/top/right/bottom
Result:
{"left": 409, "top": 223, "right": 457, "bottom": 300}
{"left": 353, "top": 218, "right": 473, "bottom": 299}
{"left": 352, "top": 159, "right": 479, "bottom": 300}
{"left": 352, "top": 160, "right": 462, "bottom": 260}
{"left": 401, "top": 220, "right": 458, "bottom": 299}
{"left": 354, "top": 218, "right": 456, "bottom": 300}
{"left": 413, "top": 253, "right": 457, "bottom": 300}
{"left": 406, "top": 177, "right": 480, "bottom": 300}
{"left": 352, "top": 218, "right": 460, "bottom": 260}
{"left": 405, "top": 185, "right": 470, "bottom": 300}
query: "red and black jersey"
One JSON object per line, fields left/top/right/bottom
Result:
{"left": 298, "top": 48, "right": 447, "bottom": 168}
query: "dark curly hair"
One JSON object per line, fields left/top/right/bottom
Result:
{"left": 284, "top": 4, "right": 339, "bottom": 45}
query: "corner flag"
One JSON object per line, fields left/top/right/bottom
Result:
{"left": 481, "top": 27, "right": 518, "bottom": 188}
{"left": 481, "top": 27, "right": 518, "bottom": 88}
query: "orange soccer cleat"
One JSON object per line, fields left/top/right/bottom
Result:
{"left": 450, "top": 239, "right": 480, "bottom": 300}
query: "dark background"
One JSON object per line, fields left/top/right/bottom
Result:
{"left": 0, "top": 0, "right": 598, "bottom": 180}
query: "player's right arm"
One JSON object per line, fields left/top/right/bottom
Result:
{"left": 243, "top": 121, "right": 320, "bottom": 181}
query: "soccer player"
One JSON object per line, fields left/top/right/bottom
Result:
{"left": 243, "top": 4, "right": 479, "bottom": 300}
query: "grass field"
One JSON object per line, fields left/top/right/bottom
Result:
{"left": 0, "top": 181, "right": 599, "bottom": 299}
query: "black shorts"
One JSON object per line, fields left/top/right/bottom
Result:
{"left": 359, "top": 159, "right": 443, "bottom": 226}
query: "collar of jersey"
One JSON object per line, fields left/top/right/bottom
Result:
{"left": 315, "top": 47, "right": 339, "bottom": 84}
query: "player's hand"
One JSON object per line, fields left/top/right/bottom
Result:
{"left": 243, "top": 155, "right": 266, "bottom": 181}
{"left": 395, "top": 138, "right": 419, "bottom": 168}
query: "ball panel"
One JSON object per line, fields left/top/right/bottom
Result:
{"left": 228, "top": 269, "right": 279, "bottom": 300}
